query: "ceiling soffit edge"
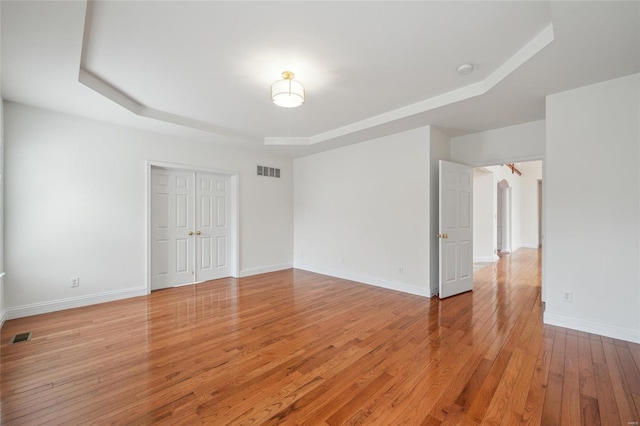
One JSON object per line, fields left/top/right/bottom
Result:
{"left": 77, "top": 1, "right": 554, "bottom": 148}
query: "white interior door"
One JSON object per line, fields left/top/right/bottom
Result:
{"left": 439, "top": 160, "right": 473, "bottom": 298}
{"left": 151, "top": 168, "right": 195, "bottom": 290}
{"left": 195, "top": 173, "right": 231, "bottom": 282}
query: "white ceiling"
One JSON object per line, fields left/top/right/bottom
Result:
{"left": 2, "top": 1, "right": 639, "bottom": 157}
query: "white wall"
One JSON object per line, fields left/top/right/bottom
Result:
{"left": 0, "top": 99, "right": 4, "bottom": 326}
{"left": 429, "top": 127, "right": 451, "bottom": 295}
{"left": 519, "top": 161, "right": 543, "bottom": 248}
{"left": 545, "top": 73, "right": 640, "bottom": 343}
{"left": 473, "top": 169, "right": 495, "bottom": 262}
{"left": 294, "top": 127, "right": 431, "bottom": 296}
{"left": 451, "top": 120, "right": 545, "bottom": 167}
{"left": 0, "top": 6, "right": 5, "bottom": 326}
{"left": 4, "top": 103, "right": 293, "bottom": 318}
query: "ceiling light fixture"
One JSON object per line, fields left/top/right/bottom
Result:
{"left": 271, "top": 71, "right": 305, "bottom": 108}
{"left": 457, "top": 63, "right": 474, "bottom": 75}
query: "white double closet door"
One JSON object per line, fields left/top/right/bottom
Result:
{"left": 151, "top": 168, "right": 232, "bottom": 290}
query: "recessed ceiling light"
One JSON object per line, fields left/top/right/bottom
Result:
{"left": 457, "top": 63, "right": 474, "bottom": 75}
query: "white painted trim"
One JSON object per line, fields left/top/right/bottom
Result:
{"left": 519, "top": 243, "right": 540, "bottom": 249}
{"left": 466, "top": 154, "right": 545, "bottom": 169}
{"left": 474, "top": 255, "right": 499, "bottom": 263}
{"left": 146, "top": 161, "right": 241, "bottom": 292}
{"left": 266, "top": 24, "right": 554, "bottom": 147}
{"left": 230, "top": 174, "right": 240, "bottom": 279}
{"left": 0, "top": 273, "right": 5, "bottom": 328}
{"left": 79, "top": 3, "right": 252, "bottom": 142}
{"left": 239, "top": 263, "right": 293, "bottom": 278}
{"left": 544, "top": 312, "right": 640, "bottom": 344}
{"left": 4, "top": 286, "right": 148, "bottom": 321}
{"left": 264, "top": 137, "right": 309, "bottom": 146}
{"left": 146, "top": 160, "right": 238, "bottom": 177}
{"left": 79, "top": 0, "right": 554, "bottom": 149}
{"left": 295, "top": 265, "right": 431, "bottom": 298}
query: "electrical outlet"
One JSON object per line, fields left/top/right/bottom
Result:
{"left": 398, "top": 266, "right": 404, "bottom": 275}
{"left": 563, "top": 290, "right": 572, "bottom": 302}
{"left": 71, "top": 277, "right": 80, "bottom": 288}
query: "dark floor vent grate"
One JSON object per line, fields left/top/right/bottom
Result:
{"left": 10, "top": 332, "right": 32, "bottom": 344}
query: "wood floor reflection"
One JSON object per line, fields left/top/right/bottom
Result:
{"left": 1, "top": 248, "right": 639, "bottom": 424}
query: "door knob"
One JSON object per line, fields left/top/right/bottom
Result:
{"left": 196, "top": 231, "right": 201, "bottom": 235}
{"left": 188, "top": 231, "right": 193, "bottom": 236}
{"left": 437, "top": 233, "right": 449, "bottom": 239}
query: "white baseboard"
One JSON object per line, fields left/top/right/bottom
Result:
{"left": 544, "top": 311, "right": 640, "bottom": 344}
{"left": 239, "top": 263, "right": 292, "bottom": 278}
{"left": 474, "top": 255, "right": 499, "bottom": 263}
{"left": 0, "top": 273, "right": 5, "bottom": 328}
{"left": 4, "top": 286, "right": 148, "bottom": 321}
{"left": 519, "top": 243, "right": 540, "bottom": 249}
{"left": 295, "top": 264, "right": 431, "bottom": 298}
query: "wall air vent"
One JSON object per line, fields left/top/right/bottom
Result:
{"left": 257, "top": 165, "right": 280, "bottom": 178}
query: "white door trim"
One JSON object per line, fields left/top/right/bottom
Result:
{"left": 146, "top": 161, "right": 240, "bottom": 294}
{"left": 497, "top": 180, "right": 512, "bottom": 254}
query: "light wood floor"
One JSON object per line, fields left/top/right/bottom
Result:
{"left": 1, "top": 249, "right": 639, "bottom": 425}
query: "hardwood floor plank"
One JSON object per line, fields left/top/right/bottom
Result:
{"left": 561, "top": 331, "right": 581, "bottom": 425}
{"left": 586, "top": 335, "right": 622, "bottom": 426}
{"left": 541, "top": 330, "right": 566, "bottom": 425}
{"left": 0, "top": 249, "right": 637, "bottom": 425}
{"left": 616, "top": 344, "right": 640, "bottom": 396}
{"left": 521, "top": 326, "right": 554, "bottom": 425}
{"left": 325, "top": 372, "right": 394, "bottom": 425}
{"left": 580, "top": 395, "right": 602, "bottom": 426}
{"left": 603, "top": 338, "right": 639, "bottom": 424}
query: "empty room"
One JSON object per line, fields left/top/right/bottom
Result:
{"left": 0, "top": 1, "right": 639, "bottom": 424}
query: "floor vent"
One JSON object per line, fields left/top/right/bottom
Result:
{"left": 10, "top": 332, "right": 32, "bottom": 344}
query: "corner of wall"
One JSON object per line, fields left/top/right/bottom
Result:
{"left": 239, "top": 263, "right": 293, "bottom": 277}
{"left": 544, "top": 73, "right": 640, "bottom": 341}
{"left": 293, "top": 127, "right": 432, "bottom": 296}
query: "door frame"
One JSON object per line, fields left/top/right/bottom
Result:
{"left": 497, "top": 179, "right": 512, "bottom": 254}
{"left": 145, "top": 161, "right": 240, "bottom": 294}
{"left": 457, "top": 155, "right": 545, "bottom": 302}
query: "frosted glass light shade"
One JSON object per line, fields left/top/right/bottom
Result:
{"left": 271, "top": 75, "right": 305, "bottom": 108}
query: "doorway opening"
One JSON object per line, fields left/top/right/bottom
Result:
{"left": 472, "top": 160, "right": 544, "bottom": 299}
